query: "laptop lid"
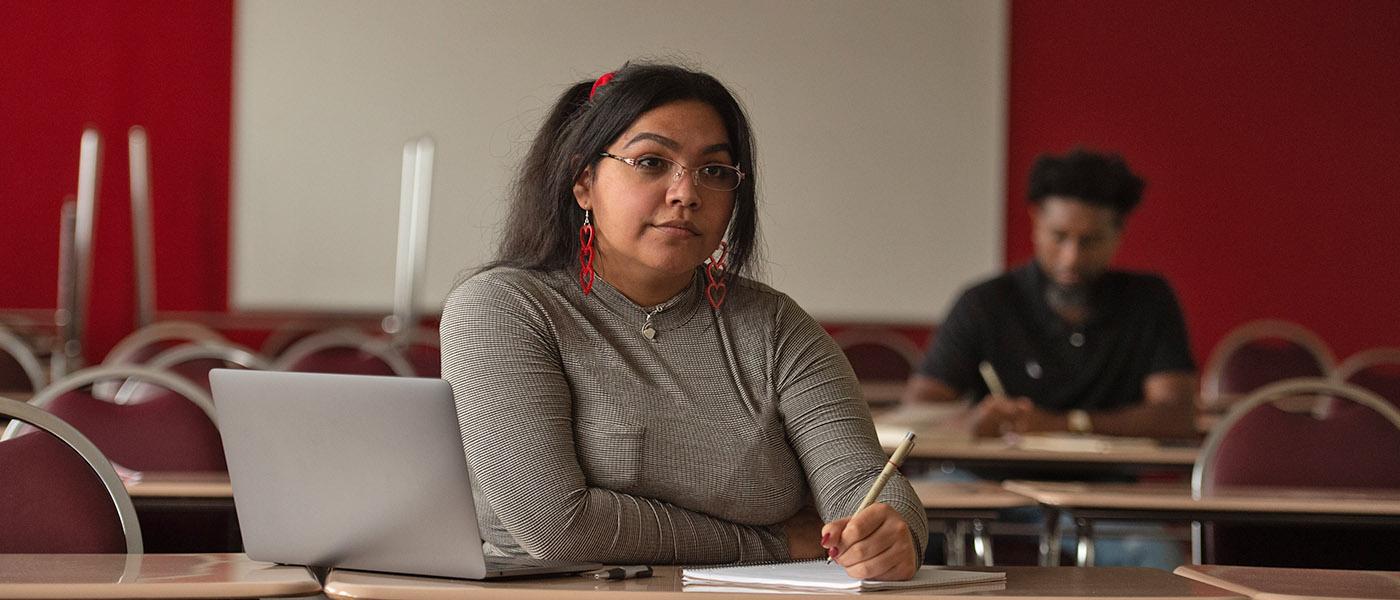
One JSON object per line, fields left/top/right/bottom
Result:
{"left": 210, "top": 369, "right": 599, "bottom": 580}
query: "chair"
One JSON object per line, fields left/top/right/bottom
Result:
{"left": 102, "top": 320, "right": 229, "bottom": 367}
{"left": 0, "top": 395, "right": 143, "bottom": 553}
{"left": 830, "top": 327, "right": 925, "bottom": 408}
{"left": 4, "top": 365, "right": 224, "bottom": 472}
{"left": 1335, "top": 347, "right": 1400, "bottom": 410}
{"left": 831, "top": 327, "right": 925, "bottom": 381}
{"left": 0, "top": 325, "right": 47, "bottom": 393}
{"left": 1191, "top": 378, "right": 1400, "bottom": 568}
{"left": 272, "top": 327, "right": 416, "bottom": 377}
{"left": 113, "top": 341, "right": 271, "bottom": 403}
{"left": 1200, "top": 320, "right": 1335, "bottom": 412}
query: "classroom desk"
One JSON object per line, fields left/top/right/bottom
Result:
{"left": 322, "top": 565, "right": 1244, "bottom": 599}
{"left": 876, "top": 423, "right": 1200, "bottom": 478}
{"left": 1174, "top": 565, "right": 1400, "bottom": 600}
{"left": 124, "top": 471, "right": 234, "bottom": 508}
{"left": 1002, "top": 481, "right": 1400, "bottom": 567}
{"left": 912, "top": 480, "right": 1037, "bottom": 566}
{"left": 0, "top": 553, "right": 320, "bottom": 599}
{"left": 122, "top": 471, "right": 241, "bottom": 553}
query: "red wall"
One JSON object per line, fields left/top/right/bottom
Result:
{"left": 0, "top": 1, "right": 233, "bottom": 361}
{"left": 1007, "top": 0, "right": 1400, "bottom": 365}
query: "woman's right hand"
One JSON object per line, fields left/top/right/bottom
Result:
{"left": 780, "top": 504, "right": 826, "bottom": 560}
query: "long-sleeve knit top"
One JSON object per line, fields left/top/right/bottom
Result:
{"left": 439, "top": 266, "right": 928, "bottom": 565}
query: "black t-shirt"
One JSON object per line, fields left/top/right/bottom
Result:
{"left": 919, "top": 262, "right": 1195, "bottom": 412}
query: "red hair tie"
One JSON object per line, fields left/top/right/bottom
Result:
{"left": 589, "top": 72, "right": 615, "bottom": 100}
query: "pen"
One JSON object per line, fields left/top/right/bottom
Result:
{"left": 828, "top": 431, "right": 917, "bottom": 564}
{"left": 583, "top": 565, "right": 653, "bottom": 580}
{"left": 978, "top": 361, "right": 1006, "bottom": 397}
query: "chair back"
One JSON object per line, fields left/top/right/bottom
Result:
{"left": 102, "top": 321, "right": 227, "bottom": 367}
{"left": 4, "top": 366, "right": 223, "bottom": 472}
{"left": 1336, "top": 347, "right": 1400, "bottom": 410}
{"left": 272, "top": 328, "right": 415, "bottom": 377}
{"left": 114, "top": 342, "right": 270, "bottom": 402}
{"left": 0, "top": 325, "right": 46, "bottom": 392}
{"left": 1192, "top": 378, "right": 1400, "bottom": 567}
{"left": 831, "top": 327, "right": 924, "bottom": 382}
{"left": 0, "top": 395, "right": 142, "bottom": 553}
{"left": 1201, "top": 320, "right": 1334, "bottom": 411}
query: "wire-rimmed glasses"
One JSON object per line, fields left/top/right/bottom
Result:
{"left": 599, "top": 152, "right": 745, "bottom": 192}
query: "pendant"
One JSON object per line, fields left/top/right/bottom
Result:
{"left": 642, "top": 325, "right": 656, "bottom": 340}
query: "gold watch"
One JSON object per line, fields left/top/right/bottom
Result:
{"left": 1067, "top": 409, "right": 1093, "bottom": 434}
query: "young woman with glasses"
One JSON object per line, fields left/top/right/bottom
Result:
{"left": 441, "top": 62, "right": 926, "bottom": 580}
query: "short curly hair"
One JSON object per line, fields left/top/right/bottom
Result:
{"left": 1027, "top": 148, "right": 1145, "bottom": 224}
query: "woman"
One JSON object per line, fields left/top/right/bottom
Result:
{"left": 441, "top": 62, "right": 926, "bottom": 580}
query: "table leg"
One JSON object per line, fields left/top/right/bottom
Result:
{"left": 1039, "top": 507, "right": 1061, "bottom": 566}
{"left": 944, "top": 520, "right": 968, "bottom": 566}
{"left": 971, "top": 518, "right": 994, "bottom": 566}
{"left": 1074, "top": 516, "right": 1095, "bottom": 566}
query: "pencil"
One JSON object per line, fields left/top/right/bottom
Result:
{"left": 828, "top": 431, "right": 918, "bottom": 564}
{"left": 978, "top": 361, "right": 1006, "bottom": 397}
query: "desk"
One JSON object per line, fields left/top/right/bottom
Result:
{"left": 1003, "top": 481, "right": 1400, "bottom": 566}
{"left": 875, "top": 419, "right": 1199, "bottom": 478}
{"left": 0, "top": 553, "right": 320, "bottom": 599}
{"left": 1174, "top": 565, "right": 1400, "bottom": 600}
{"left": 912, "top": 480, "right": 1036, "bottom": 566}
{"left": 323, "top": 566, "right": 1243, "bottom": 599}
{"left": 123, "top": 471, "right": 240, "bottom": 552}
{"left": 124, "top": 471, "right": 233, "bottom": 506}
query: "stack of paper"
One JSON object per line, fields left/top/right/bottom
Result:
{"left": 682, "top": 560, "right": 1006, "bottom": 593}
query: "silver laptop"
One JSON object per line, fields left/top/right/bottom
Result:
{"left": 210, "top": 369, "right": 602, "bottom": 579}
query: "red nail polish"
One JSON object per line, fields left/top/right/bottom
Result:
{"left": 828, "top": 547, "right": 839, "bottom": 559}
{"left": 821, "top": 533, "right": 830, "bottom": 546}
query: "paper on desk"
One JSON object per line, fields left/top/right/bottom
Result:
{"left": 1012, "top": 432, "right": 1159, "bottom": 453}
{"left": 682, "top": 561, "right": 1005, "bottom": 593}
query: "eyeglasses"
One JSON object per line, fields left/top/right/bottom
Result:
{"left": 599, "top": 152, "right": 745, "bottom": 192}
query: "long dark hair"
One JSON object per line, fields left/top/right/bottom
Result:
{"left": 483, "top": 62, "right": 761, "bottom": 283}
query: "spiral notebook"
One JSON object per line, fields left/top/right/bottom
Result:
{"left": 681, "top": 560, "right": 1005, "bottom": 593}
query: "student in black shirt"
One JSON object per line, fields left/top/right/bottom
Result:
{"left": 904, "top": 149, "right": 1197, "bottom": 440}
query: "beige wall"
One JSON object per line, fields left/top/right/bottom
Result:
{"left": 233, "top": 0, "right": 1006, "bottom": 322}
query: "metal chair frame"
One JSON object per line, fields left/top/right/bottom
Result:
{"left": 1334, "top": 347, "right": 1400, "bottom": 383}
{"left": 271, "top": 327, "right": 416, "bottom": 377}
{"left": 1200, "top": 320, "right": 1336, "bottom": 410}
{"left": 2, "top": 366, "right": 216, "bottom": 439}
{"left": 101, "top": 321, "right": 227, "bottom": 367}
{"left": 1189, "top": 377, "right": 1400, "bottom": 563}
{"left": 0, "top": 394, "right": 144, "bottom": 553}
{"left": 112, "top": 342, "right": 271, "bottom": 404}
{"left": 829, "top": 327, "right": 925, "bottom": 377}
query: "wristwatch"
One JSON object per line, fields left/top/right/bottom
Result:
{"left": 1067, "top": 409, "right": 1093, "bottom": 434}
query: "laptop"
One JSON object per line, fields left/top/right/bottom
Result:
{"left": 210, "top": 369, "right": 602, "bottom": 579}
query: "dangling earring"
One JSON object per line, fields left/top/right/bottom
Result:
{"left": 705, "top": 240, "right": 728, "bottom": 310}
{"left": 578, "top": 210, "right": 595, "bottom": 295}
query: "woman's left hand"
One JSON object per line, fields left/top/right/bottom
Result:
{"left": 821, "top": 502, "right": 919, "bottom": 580}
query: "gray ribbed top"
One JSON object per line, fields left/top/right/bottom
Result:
{"left": 440, "top": 266, "right": 927, "bottom": 564}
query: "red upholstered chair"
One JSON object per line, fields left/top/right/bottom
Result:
{"left": 1200, "top": 320, "right": 1334, "bottom": 413}
{"left": 0, "top": 395, "right": 143, "bottom": 553}
{"left": 6, "top": 366, "right": 224, "bottom": 472}
{"left": 114, "top": 342, "right": 271, "bottom": 402}
{"left": 1191, "top": 378, "right": 1400, "bottom": 568}
{"left": 1335, "top": 347, "right": 1400, "bottom": 410}
{"left": 832, "top": 327, "right": 924, "bottom": 380}
{"left": 102, "top": 321, "right": 228, "bottom": 367}
{"left": 0, "top": 325, "right": 46, "bottom": 393}
{"left": 830, "top": 327, "right": 924, "bottom": 409}
{"left": 272, "top": 327, "right": 415, "bottom": 377}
